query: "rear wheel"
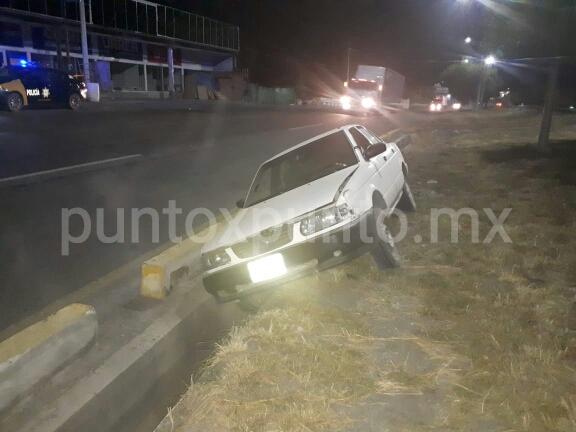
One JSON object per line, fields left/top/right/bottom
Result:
{"left": 370, "top": 205, "right": 402, "bottom": 270}
{"left": 68, "top": 93, "right": 81, "bottom": 110}
{"left": 397, "top": 182, "right": 417, "bottom": 212}
{"left": 6, "top": 93, "right": 23, "bottom": 112}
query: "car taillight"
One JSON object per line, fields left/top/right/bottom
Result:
{"left": 81, "top": 82, "right": 86, "bottom": 88}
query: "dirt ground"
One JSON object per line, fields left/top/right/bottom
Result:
{"left": 156, "top": 109, "right": 576, "bottom": 432}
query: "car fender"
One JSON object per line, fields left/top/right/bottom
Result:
{"left": 336, "top": 167, "right": 381, "bottom": 216}
{"left": 0, "top": 79, "right": 28, "bottom": 105}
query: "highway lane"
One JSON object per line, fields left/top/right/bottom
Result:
{"left": 0, "top": 100, "right": 427, "bottom": 331}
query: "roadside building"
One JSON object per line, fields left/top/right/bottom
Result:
{"left": 0, "top": 0, "right": 240, "bottom": 96}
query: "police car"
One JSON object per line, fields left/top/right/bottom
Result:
{"left": 0, "top": 62, "right": 87, "bottom": 112}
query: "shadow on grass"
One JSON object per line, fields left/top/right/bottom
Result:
{"left": 481, "top": 139, "right": 576, "bottom": 185}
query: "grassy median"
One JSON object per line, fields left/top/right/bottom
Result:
{"left": 160, "top": 110, "right": 576, "bottom": 432}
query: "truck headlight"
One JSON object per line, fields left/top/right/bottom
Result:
{"left": 300, "top": 204, "right": 353, "bottom": 236}
{"left": 430, "top": 104, "right": 436, "bottom": 111}
{"left": 202, "top": 248, "right": 231, "bottom": 270}
{"left": 340, "top": 96, "right": 351, "bottom": 110}
{"left": 361, "top": 97, "right": 374, "bottom": 108}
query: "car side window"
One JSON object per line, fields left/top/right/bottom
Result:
{"left": 348, "top": 128, "right": 372, "bottom": 161}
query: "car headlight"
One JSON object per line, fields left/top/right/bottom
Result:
{"left": 340, "top": 96, "right": 351, "bottom": 110}
{"left": 453, "top": 103, "right": 461, "bottom": 110}
{"left": 361, "top": 97, "right": 374, "bottom": 108}
{"left": 430, "top": 104, "right": 436, "bottom": 111}
{"left": 437, "top": 104, "right": 442, "bottom": 110}
{"left": 202, "top": 248, "right": 231, "bottom": 270}
{"left": 300, "top": 204, "right": 354, "bottom": 236}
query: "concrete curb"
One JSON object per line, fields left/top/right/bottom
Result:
{"left": 0, "top": 154, "right": 142, "bottom": 189}
{"left": 14, "top": 269, "right": 245, "bottom": 432}
{"left": 0, "top": 304, "right": 97, "bottom": 413}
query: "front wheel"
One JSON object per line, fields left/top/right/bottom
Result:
{"left": 370, "top": 206, "right": 402, "bottom": 270}
{"left": 68, "top": 93, "right": 81, "bottom": 110}
{"left": 6, "top": 92, "right": 23, "bottom": 112}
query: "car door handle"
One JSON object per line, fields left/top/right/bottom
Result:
{"left": 383, "top": 155, "right": 388, "bottom": 161}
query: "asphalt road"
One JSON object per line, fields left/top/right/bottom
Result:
{"left": 0, "top": 100, "right": 427, "bottom": 332}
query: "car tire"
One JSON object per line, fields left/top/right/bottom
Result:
{"left": 6, "top": 92, "right": 23, "bottom": 112}
{"left": 397, "top": 182, "right": 417, "bottom": 213}
{"left": 68, "top": 93, "right": 81, "bottom": 110}
{"left": 370, "top": 206, "right": 401, "bottom": 270}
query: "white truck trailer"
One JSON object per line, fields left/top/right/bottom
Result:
{"left": 341, "top": 65, "right": 405, "bottom": 111}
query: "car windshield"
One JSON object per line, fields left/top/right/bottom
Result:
{"left": 245, "top": 131, "right": 358, "bottom": 207}
{"left": 349, "top": 80, "right": 378, "bottom": 91}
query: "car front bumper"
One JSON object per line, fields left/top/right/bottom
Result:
{"left": 203, "top": 211, "right": 377, "bottom": 303}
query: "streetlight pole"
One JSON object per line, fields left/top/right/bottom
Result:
{"left": 476, "top": 56, "right": 495, "bottom": 110}
{"left": 346, "top": 46, "right": 351, "bottom": 84}
{"left": 79, "top": 0, "right": 91, "bottom": 83}
{"left": 538, "top": 58, "right": 560, "bottom": 149}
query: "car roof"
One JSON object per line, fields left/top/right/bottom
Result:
{"left": 261, "top": 124, "right": 362, "bottom": 165}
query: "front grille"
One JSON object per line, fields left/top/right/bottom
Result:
{"left": 231, "top": 224, "right": 293, "bottom": 259}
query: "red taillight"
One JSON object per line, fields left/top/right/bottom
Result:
{"left": 81, "top": 82, "right": 86, "bottom": 88}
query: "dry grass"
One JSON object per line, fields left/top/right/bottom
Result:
{"left": 159, "top": 110, "right": 576, "bottom": 432}
{"left": 391, "top": 110, "right": 576, "bottom": 431}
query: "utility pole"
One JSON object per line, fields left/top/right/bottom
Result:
{"left": 476, "top": 64, "right": 487, "bottom": 110}
{"left": 346, "top": 46, "right": 351, "bottom": 83}
{"left": 79, "top": 0, "right": 91, "bottom": 82}
{"left": 538, "top": 58, "right": 560, "bottom": 149}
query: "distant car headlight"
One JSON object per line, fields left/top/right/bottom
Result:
{"left": 436, "top": 104, "right": 442, "bottom": 110}
{"left": 430, "top": 104, "right": 436, "bottom": 111}
{"left": 453, "top": 103, "right": 461, "bottom": 110}
{"left": 202, "top": 248, "right": 231, "bottom": 270}
{"left": 300, "top": 204, "right": 354, "bottom": 236}
{"left": 340, "top": 96, "right": 351, "bottom": 110}
{"left": 361, "top": 97, "right": 375, "bottom": 108}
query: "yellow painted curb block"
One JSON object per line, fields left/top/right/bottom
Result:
{"left": 141, "top": 209, "right": 238, "bottom": 299}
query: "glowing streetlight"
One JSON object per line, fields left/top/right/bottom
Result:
{"left": 465, "top": 37, "right": 472, "bottom": 44}
{"left": 485, "top": 55, "right": 496, "bottom": 65}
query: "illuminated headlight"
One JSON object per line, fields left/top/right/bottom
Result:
{"left": 300, "top": 204, "right": 353, "bottom": 236}
{"left": 202, "top": 248, "right": 231, "bottom": 270}
{"left": 361, "top": 97, "right": 375, "bottom": 108}
{"left": 436, "top": 104, "right": 442, "bottom": 110}
{"left": 453, "top": 103, "right": 461, "bottom": 110}
{"left": 340, "top": 96, "right": 351, "bottom": 110}
{"left": 430, "top": 104, "right": 436, "bottom": 111}
{"left": 80, "top": 89, "right": 88, "bottom": 99}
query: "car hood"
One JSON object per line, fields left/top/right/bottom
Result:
{"left": 203, "top": 165, "right": 358, "bottom": 252}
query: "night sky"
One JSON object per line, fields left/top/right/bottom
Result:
{"left": 165, "top": 0, "right": 481, "bottom": 86}
{"left": 161, "top": 0, "right": 574, "bottom": 101}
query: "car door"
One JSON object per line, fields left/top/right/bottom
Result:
{"left": 19, "top": 69, "right": 48, "bottom": 105}
{"left": 358, "top": 126, "right": 404, "bottom": 202}
{"left": 46, "top": 70, "right": 69, "bottom": 103}
{"left": 346, "top": 127, "right": 397, "bottom": 209}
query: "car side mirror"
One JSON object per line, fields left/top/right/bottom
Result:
{"left": 236, "top": 198, "right": 245, "bottom": 208}
{"left": 364, "top": 143, "right": 387, "bottom": 160}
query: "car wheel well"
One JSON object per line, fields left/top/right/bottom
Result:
{"left": 372, "top": 191, "right": 386, "bottom": 211}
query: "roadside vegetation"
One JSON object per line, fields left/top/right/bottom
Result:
{"left": 158, "top": 109, "right": 576, "bottom": 432}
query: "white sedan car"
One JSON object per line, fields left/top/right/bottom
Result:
{"left": 202, "top": 125, "right": 416, "bottom": 303}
